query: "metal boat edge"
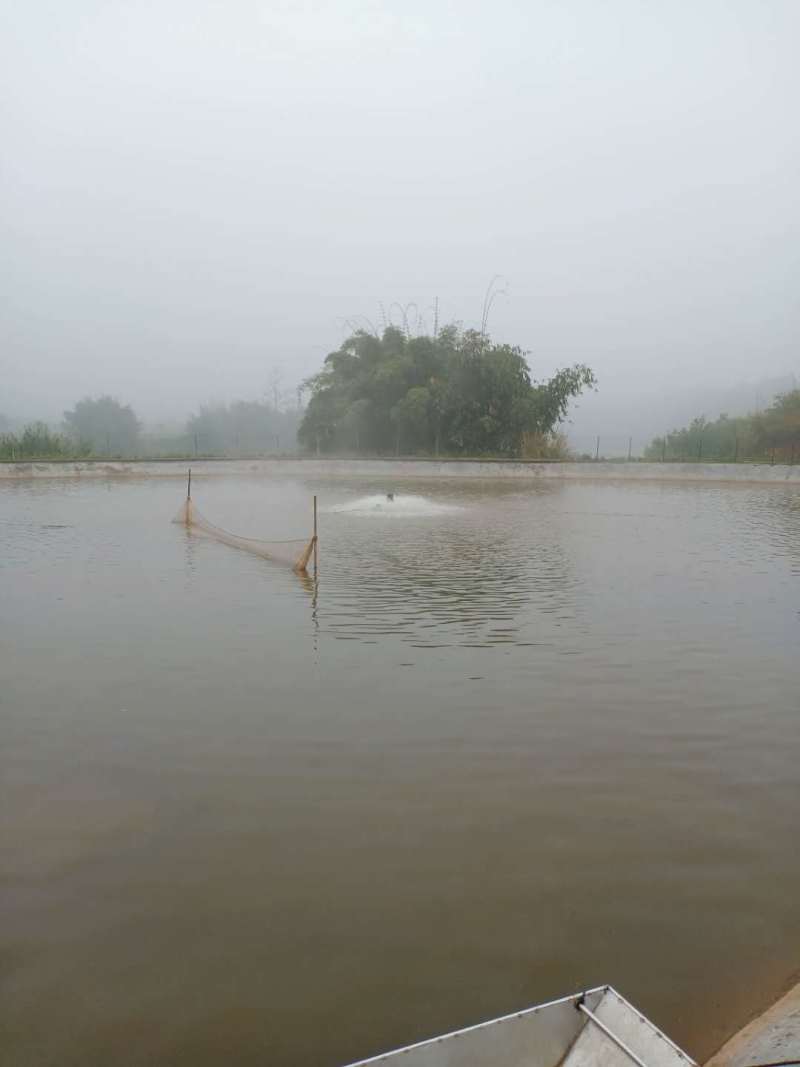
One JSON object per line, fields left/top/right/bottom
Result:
{"left": 341, "top": 985, "right": 697, "bottom": 1067}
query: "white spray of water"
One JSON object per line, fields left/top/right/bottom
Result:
{"left": 329, "top": 494, "right": 460, "bottom": 517}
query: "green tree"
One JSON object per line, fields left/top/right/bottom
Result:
{"left": 391, "top": 386, "right": 433, "bottom": 453}
{"left": 1, "top": 422, "right": 75, "bottom": 460}
{"left": 299, "top": 325, "right": 595, "bottom": 457}
{"left": 753, "top": 390, "right": 800, "bottom": 458}
{"left": 341, "top": 398, "right": 372, "bottom": 452}
{"left": 63, "top": 396, "right": 141, "bottom": 456}
{"left": 644, "top": 392, "right": 800, "bottom": 462}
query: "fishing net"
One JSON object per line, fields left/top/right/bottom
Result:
{"left": 173, "top": 498, "right": 316, "bottom": 573}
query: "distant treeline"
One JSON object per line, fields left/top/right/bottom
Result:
{"left": 0, "top": 422, "right": 87, "bottom": 461}
{"left": 7, "top": 361, "right": 796, "bottom": 467}
{"left": 299, "top": 325, "right": 595, "bottom": 457}
{"left": 1, "top": 328, "right": 596, "bottom": 462}
{"left": 0, "top": 396, "right": 302, "bottom": 461}
{"left": 184, "top": 402, "right": 301, "bottom": 456}
{"left": 644, "top": 389, "right": 800, "bottom": 462}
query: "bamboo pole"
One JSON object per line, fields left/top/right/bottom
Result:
{"left": 313, "top": 495, "right": 318, "bottom": 578}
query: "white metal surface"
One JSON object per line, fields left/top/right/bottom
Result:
{"left": 342, "top": 987, "right": 606, "bottom": 1067}
{"left": 577, "top": 1002, "right": 651, "bottom": 1067}
{"left": 565, "top": 989, "right": 693, "bottom": 1067}
{"left": 341, "top": 986, "right": 696, "bottom": 1067}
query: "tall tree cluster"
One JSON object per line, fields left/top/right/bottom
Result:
{"left": 298, "top": 326, "right": 595, "bottom": 456}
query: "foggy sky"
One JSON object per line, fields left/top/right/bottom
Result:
{"left": 2, "top": 1, "right": 799, "bottom": 430}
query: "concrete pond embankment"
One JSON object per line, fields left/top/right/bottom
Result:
{"left": 3, "top": 457, "right": 800, "bottom": 485}
{"left": 706, "top": 978, "right": 800, "bottom": 1067}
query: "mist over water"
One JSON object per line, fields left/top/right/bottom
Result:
{"left": 2, "top": 474, "right": 799, "bottom": 1065}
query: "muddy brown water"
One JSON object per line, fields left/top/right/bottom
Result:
{"left": 1, "top": 475, "right": 799, "bottom": 1066}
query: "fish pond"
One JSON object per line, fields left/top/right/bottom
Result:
{"left": 1, "top": 472, "right": 799, "bottom": 1066}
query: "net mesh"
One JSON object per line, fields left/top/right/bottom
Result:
{"left": 173, "top": 498, "right": 315, "bottom": 573}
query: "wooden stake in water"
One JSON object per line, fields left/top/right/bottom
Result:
{"left": 313, "top": 494, "right": 318, "bottom": 579}
{"left": 187, "top": 468, "right": 192, "bottom": 500}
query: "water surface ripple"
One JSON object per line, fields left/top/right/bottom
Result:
{"left": 1, "top": 476, "right": 799, "bottom": 1067}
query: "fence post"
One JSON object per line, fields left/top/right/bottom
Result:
{"left": 595, "top": 435, "right": 600, "bottom": 461}
{"left": 791, "top": 442, "right": 796, "bottom": 466}
{"left": 771, "top": 447, "right": 775, "bottom": 466}
{"left": 627, "top": 436, "right": 632, "bottom": 461}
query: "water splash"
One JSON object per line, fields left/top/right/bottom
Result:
{"left": 329, "top": 493, "right": 460, "bottom": 517}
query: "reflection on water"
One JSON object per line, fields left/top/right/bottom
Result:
{"left": 1, "top": 475, "right": 800, "bottom": 1067}
{"left": 320, "top": 492, "right": 576, "bottom": 647}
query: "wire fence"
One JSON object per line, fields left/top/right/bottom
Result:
{"left": 3, "top": 428, "right": 797, "bottom": 466}
{"left": 567, "top": 433, "right": 799, "bottom": 465}
{"left": 568, "top": 435, "right": 643, "bottom": 461}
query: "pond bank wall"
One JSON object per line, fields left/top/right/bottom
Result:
{"left": 705, "top": 977, "right": 800, "bottom": 1067}
{"left": 3, "top": 458, "right": 800, "bottom": 486}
